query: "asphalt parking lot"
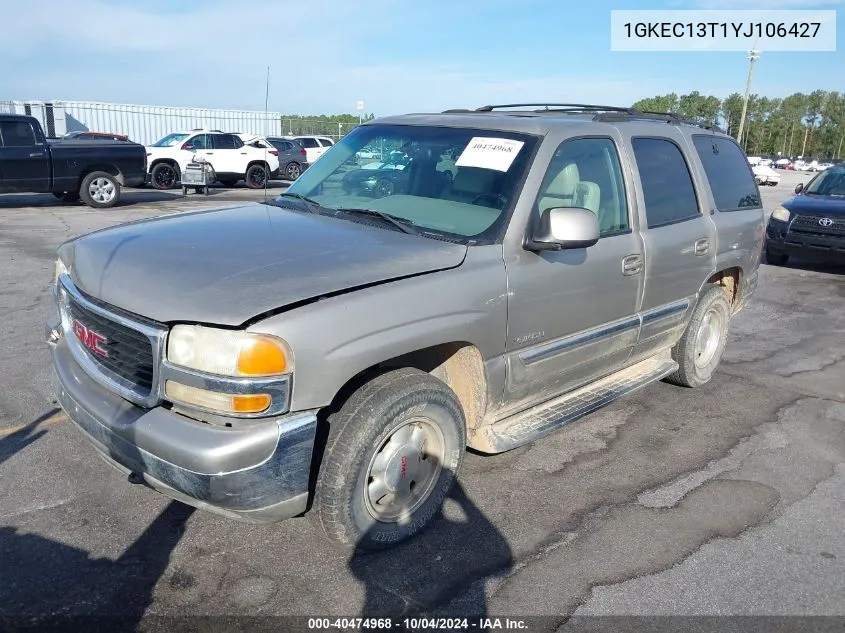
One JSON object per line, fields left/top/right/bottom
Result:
{"left": 1, "top": 170, "right": 843, "bottom": 629}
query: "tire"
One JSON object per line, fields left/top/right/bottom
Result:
{"left": 285, "top": 162, "right": 302, "bottom": 180}
{"left": 765, "top": 245, "right": 789, "bottom": 266}
{"left": 665, "top": 284, "right": 732, "bottom": 388}
{"left": 245, "top": 164, "right": 268, "bottom": 189}
{"left": 194, "top": 186, "right": 205, "bottom": 194}
{"left": 79, "top": 171, "right": 121, "bottom": 209}
{"left": 150, "top": 163, "right": 179, "bottom": 190}
{"left": 312, "top": 367, "right": 466, "bottom": 551}
{"left": 374, "top": 178, "right": 394, "bottom": 198}
{"left": 219, "top": 180, "right": 238, "bottom": 188}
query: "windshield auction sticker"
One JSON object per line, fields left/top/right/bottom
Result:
{"left": 455, "top": 138, "right": 525, "bottom": 172}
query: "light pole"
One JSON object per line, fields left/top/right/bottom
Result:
{"left": 736, "top": 48, "right": 760, "bottom": 147}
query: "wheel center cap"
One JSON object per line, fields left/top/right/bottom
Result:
{"left": 384, "top": 449, "right": 418, "bottom": 492}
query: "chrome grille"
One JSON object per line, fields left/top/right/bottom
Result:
{"left": 57, "top": 276, "right": 167, "bottom": 407}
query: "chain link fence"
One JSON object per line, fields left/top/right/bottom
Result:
{"left": 1, "top": 100, "right": 363, "bottom": 145}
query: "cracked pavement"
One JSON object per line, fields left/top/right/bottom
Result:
{"left": 1, "top": 173, "right": 843, "bottom": 626}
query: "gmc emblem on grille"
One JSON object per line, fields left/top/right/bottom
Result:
{"left": 72, "top": 320, "right": 108, "bottom": 357}
{"left": 818, "top": 217, "right": 835, "bottom": 227}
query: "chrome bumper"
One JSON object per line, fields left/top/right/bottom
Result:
{"left": 48, "top": 315, "right": 317, "bottom": 524}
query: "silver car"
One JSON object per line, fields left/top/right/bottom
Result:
{"left": 47, "top": 104, "right": 765, "bottom": 550}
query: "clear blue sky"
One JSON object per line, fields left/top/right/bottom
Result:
{"left": 2, "top": 0, "right": 841, "bottom": 116}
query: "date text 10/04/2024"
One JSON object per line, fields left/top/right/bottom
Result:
{"left": 307, "top": 618, "right": 529, "bottom": 630}
{"left": 623, "top": 22, "right": 821, "bottom": 38}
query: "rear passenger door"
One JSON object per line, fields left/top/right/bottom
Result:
{"left": 209, "top": 133, "right": 245, "bottom": 176}
{"left": 625, "top": 135, "right": 716, "bottom": 364}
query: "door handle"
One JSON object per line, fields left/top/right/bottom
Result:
{"left": 694, "top": 238, "right": 710, "bottom": 256}
{"left": 205, "top": 152, "right": 214, "bottom": 155}
{"left": 622, "top": 254, "right": 643, "bottom": 276}
{"left": 29, "top": 152, "right": 45, "bottom": 158}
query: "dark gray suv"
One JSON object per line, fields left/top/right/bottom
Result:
{"left": 267, "top": 137, "right": 310, "bottom": 181}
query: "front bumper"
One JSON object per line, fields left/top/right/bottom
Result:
{"left": 766, "top": 219, "right": 845, "bottom": 264}
{"left": 47, "top": 314, "right": 317, "bottom": 524}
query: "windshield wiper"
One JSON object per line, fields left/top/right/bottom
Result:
{"left": 335, "top": 208, "right": 421, "bottom": 236}
{"left": 273, "top": 192, "right": 324, "bottom": 212}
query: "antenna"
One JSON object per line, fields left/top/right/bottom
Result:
{"left": 263, "top": 65, "right": 270, "bottom": 202}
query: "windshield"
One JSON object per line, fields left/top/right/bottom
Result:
{"left": 804, "top": 168, "right": 845, "bottom": 196}
{"left": 151, "top": 133, "right": 189, "bottom": 147}
{"left": 279, "top": 124, "right": 538, "bottom": 243}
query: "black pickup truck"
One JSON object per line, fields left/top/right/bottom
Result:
{"left": 0, "top": 114, "right": 147, "bottom": 208}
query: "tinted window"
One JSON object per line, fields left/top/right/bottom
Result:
{"left": 0, "top": 120, "right": 36, "bottom": 147}
{"left": 213, "top": 134, "right": 241, "bottom": 150}
{"left": 536, "top": 137, "right": 629, "bottom": 236}
{"left": 299, "top": 137, "right": 319, "bottom": 148}
{"left": 632, "top": 138, "right": 700, "bottom": 228}
{"left": 319, "top": 138, "right": 334, "bottom": 146}
{"left": 187, "top": 134, "right": 209, "bottom": 150}
{"left": 692, "top": 135, "right": 760, "bottom": 211}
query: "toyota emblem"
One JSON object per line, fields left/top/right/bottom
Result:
{"left": 818, "top": 217, "right": 835, "bottom": 227}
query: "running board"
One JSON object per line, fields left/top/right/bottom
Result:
{"left": 471, "top": 356, "right": 679, "bottom": 454}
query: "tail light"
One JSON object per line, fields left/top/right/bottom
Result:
{"left": 300, "top": 148, "right": 307, "bottom": 156}
{"left": 269, "top": 150, "right": 279, "bottom": 156}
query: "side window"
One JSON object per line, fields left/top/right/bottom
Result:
{"left": 213, "top": 134, "right": 239, "bottom": 150}
{"left": 0, "top": 120, "right": 36, "bottom": 147}
{"left": 186, "top": 134, "right": 209, "bottom": 150}
{"left": 299, "top": 137, "right": 318, "bottom": 148}
{"left": 536, "top": 137, "right": 630, "bottom": 236}
{"left": 632, "top": 138, "right": 700, "bottom": 228}
{"left": 692, "top": 135, "right": 761, "bottom": 211}
{"left": 319, "top": 138, "right": 334, "bottom": 147}
{"left": 281, "top": 142, "right": 293, "bottom": 151}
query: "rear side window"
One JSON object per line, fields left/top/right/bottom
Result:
{"left": 0, "top": 120, "right": 36, "bottom": 147}
{"left": 299, "top": 137, "right": 319, "bottom": 148}
{"left": 212, "top": 134, "right": 243, "bottom": 150}
{"left": 692, "top": 135, "right": 761, "bottom": 211}
{"left": 319, "top": 138, "right": 334, "bottom": 146}
{"left": 632, "top": 137, "right": 701, "bottom": 228}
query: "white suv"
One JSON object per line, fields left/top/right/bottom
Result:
{"left": 145, "top": 129, "right": 281, "bottom": 190}
{"left": 292, "top": 135, "right": 334, "bottom": 164}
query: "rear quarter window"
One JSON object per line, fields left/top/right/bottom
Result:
{"left": 692, "top": 135, "right": 761, "bottom": 211}
{"left": 632, "top": 137, "right": 701, "bottom": 229}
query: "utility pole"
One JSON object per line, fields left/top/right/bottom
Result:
{"left": 788, "top": 122, "right": 796, "bottom": 156}
{"left": 838, "top": 134, "right": 844, "bottom": 160}
{"left": 801, "top": 126, "right": 810, "bottom": 157}
{"left": 736, "top": 48, "right": 760, "bottom": 147}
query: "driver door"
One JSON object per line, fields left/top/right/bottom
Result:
{"left": 502, "top": 136, "right": 644, "bottom": 415}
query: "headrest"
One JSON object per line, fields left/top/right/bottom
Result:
{"left": 452, "top": 168, "right": 497, "bottom": 194}
{"left": 544, "top": 163, "right": 580, "bottom": 197}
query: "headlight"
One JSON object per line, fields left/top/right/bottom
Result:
{"left": 770, "top": 206, "right": 790, "bottom": 223}
{"left": 165, "top": 325, "right": 293, "bottom": 416}
{"left": 54, "top": 258, "right": 68, "bottom": 283}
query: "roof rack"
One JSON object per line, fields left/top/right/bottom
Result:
{"left": 440, "top": 103, "right": 724, "bottom": 132}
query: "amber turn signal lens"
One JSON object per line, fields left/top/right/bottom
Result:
{"left": 237, "top": 337, "right": 288, "bottom": 376}
{"left": 232, "top": 393, "right": 272, "bottom": 413}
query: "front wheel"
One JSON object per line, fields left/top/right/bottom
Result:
{"left": 665, "top": 284, "right": 732, "bottom": 388}
{"left": 79, "top": 171, "right": 121, "bottom": 209}
{"left": 312, "top": 368, "right": 466, "bottom": 551}
{"left": 150, "top": 163, "right": 179, "bottom": 190}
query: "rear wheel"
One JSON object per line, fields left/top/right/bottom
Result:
{"left": 285, "top": 162, "right": 302, "bottom": 180}
{"left": 665, "top": 284, "right": 732, "bottom": 388}
{"left": 312, "top": 368, "right": 466, "bottom": 551}
{"left": 151, "top": 163, "right": 179, "bottom": 190}
{"left": 79, "top": 171, "right": 121, "bottom": 209}
{"left": 245, "top": 164, "right": 268, "bottom": 189}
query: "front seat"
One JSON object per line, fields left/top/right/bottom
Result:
{"left": 538, "top": 163, "right": 580, "bottom": 213}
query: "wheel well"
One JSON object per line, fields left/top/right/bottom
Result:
{"left": 247, "top": 160, "right": 271, "bottom": 171}
{"left": 78, "top": 164, "right": 122, "bottom": 187}
{"left": 707, "top": 267, "right": 742, "bottom": 312}
{"left": 149, "top": 159, "right": 180, "bottom": 174}
{"left": 324, "top": 343, "right": 489, "bottom": 432}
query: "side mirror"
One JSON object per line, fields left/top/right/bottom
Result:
{"left": 526, "top": 207, "right": 600, "bottom": 251}
{"left": 794, "top": 183, "right": 804, "bottom": 194}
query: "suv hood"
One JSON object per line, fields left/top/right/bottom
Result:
{"left": 784, "top": 194, "right": 845, "bottom": 216}
{"left": 60, "top": 203, "right": 468, "bottom": 326}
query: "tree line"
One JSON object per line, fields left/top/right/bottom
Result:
{"left": 277, "top": 113, "right": 376, "bottom": 138}
{"left": 632, "top": 90, "right": 843, "bottom": 160}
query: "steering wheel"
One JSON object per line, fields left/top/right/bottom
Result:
{"left": 471, "top": 192, "right": 508, "bottom": 209}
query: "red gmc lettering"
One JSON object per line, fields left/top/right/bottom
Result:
{"left": 72, "top": 320, "right": 108, "bottom": 357}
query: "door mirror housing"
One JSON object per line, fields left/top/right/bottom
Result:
{"left": 795, "top": 182, "right": 804, "bottom": 194}
{"left": 526, "top": 207, "right": 600, "bottom": 251}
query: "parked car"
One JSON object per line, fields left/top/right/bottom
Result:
{"left": 63, "top": 131, "right": 131, "bottom": 142}
{"left": 752, "top": 164, "right": 780, "bottom": 186}
{"left": 47, "top": 104, "right": 764, "bottom": 550}
{"left": 765, "top": 165, "right": 845, "bottom": 266}
{"left": 774, "top": 158, "right": 791, "bottom": 169}
{"left": 0, "top": 114, "right": 146, "bottom": 208}
{"left": 292, "top": 135, "right": 334, "bottom": 164}
{"left": 145, "top": 129, "right": 280, "bottom": 190}
{"left": 341, "top": 154, "right": 412, "bottom": 197}
{"left": 266, "top": 137, "right": 310, "bottom": 180}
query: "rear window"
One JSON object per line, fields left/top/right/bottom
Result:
{"left": 298, "top": 138, "right": 319, "bottom": 148}
{"left": 0, "top": 120, "right": 36, "bottom": 147}
{"left": 692, "top": 135, "right": 761, "bottom": 211}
